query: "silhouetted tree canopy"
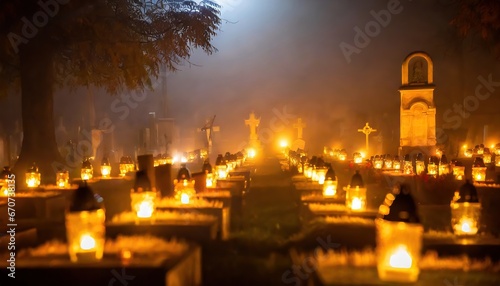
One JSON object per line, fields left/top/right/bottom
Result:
{"left": 450, "top": 0, "right": 500, "bottom": 58}
{"left": 0, "top": 0, "right": 221, "bottom": 181}
{"left": 0, "top": 0, "right": 221, "bottom": 93}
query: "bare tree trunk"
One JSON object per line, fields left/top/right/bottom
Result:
{"left": 13, "top": 39, "right": 63, "bottom": 185}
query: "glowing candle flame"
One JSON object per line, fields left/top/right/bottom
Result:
{"left": 136, "top": 201, "right": 154, "bottom": 218}
{"left": 351, "top": 197, "right": 362, "bottom": 210}
{"left": 180, "top": 193, "right": 190, "bottom": 204}
{"left": 26, "top": 177, "right": 38, "bottom": 188}
{"left": 455, "top": 217, "right": 478, "bottom": 235}
{"left": 101, "top": 166, "right": 111, "bottom": 178}
{"left": 389, "top": 246, "right": 412, "bottom": 269}
{"left": 79, "top": 234, "right": 96, "bottom": 251}
{"left": 461, "top": 221, "right": 471, "bottom": 233}
{"left": 323, "top": 185, "right": 336, "bottom": 197}
{"left": 206, "top": 177, "right": 214, "bottom": 188}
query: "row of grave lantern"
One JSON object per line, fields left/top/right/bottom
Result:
{"left": 5, "top": 156, "right": 137, "bottom": 190}
{"left": 80, "top": 156, "right": 136, "bottom": 182}
{"left": 323, "top": 147, "right": 348, "bottom": 161}
{"left": 291, "top": 163, "right": 483, "bottom": 283}
{"left": 286, "top": 150, "right": 308, "bottom": 173}
{"left": 6, "top": 151, "right": 247, "bottom": 191}
{"left": 463, "top": 143, "right": 500, "bottom": 158}
{"left": 369, "top": 153, "right": 492, "bottom": 182}
{"left": 340, "top": 171, "right": 481, "bottom": 283}
{"left": 64, "top": 160, "right": 213, "bottom": 263}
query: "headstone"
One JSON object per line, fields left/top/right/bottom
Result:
{"left": 138, "top": 154, "right": 156, "bottom": 189}
{"left": 244, "top": 112, "right": 261, "bottom": 149}
{"left": 155, "top": 164, "right": 173, "bottom": 197}
{"left": 292, "top": 117, "right": 306, "bottom": 151}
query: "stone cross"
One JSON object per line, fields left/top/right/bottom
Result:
{"left": 245, "top": 112, "right": 260, "bottom": 141}
{"left": 198, "top": 116, "right": 219, "bottom": 155}
{"left": 293, "top": 118, "right": 306, "bottom": 139}
{"left": 358, "top": 122, "right": 377, "bottom": 154}
{"left": 203, "top": 122, "right": 219, "bottom": 150}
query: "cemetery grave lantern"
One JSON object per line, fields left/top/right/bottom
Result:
{"left": 174, "top": 164, "right": 195, "bottom": 204}
{"left": 472, "top": 157, "right": 487, "bottom": 182}
{"left": 315, "top": 157, "right": 327, "bottom": 184}
{"left": 80, "top": 158, "right": 93, "bottom": 181}
{"left": 65, "top": 183, "right": 105, "bottom": 262}
{"left": 56, "top": 168, "right": 70, "bottom": 188}
{"left": 376, "top": 184, "right": 423, "bottom": 283}
{"left": 100, "top": 156, "right": 111, "bottom": 178}
{"left": 338, "top": 149, "right": 347, "bottom": 161}
{"left": 1, "top": 167, "right": 14, "bottom": 195}
{"left": 476, "top": 144, "right": 484, "bottom": 155}
{"left": 202, "top": 159, "right": 215, "bottom": 188}
{"left": 438, "top": 155, "right": 450, "bottom": 176}
{"left": 353, "top": 152, "right": 363, "bottom": 164}
{"left": 345, "top": 171, "right": 366, "bottom": 211}
{"left": 316, "top": 166, "right": 328, "bottom": 185}
{"left": 483, "top": 148, "right": 492, "bottom": 164}
{"left": 452, "top": 160, "right": 465, "bottom": 181}
{"left": 227, "top": 153, "right": 238, "bottom": 171}
{"left": 384, "top": 155, "right": 393, "bottom": 169}
{"left": 322, "top": 164, "right": 338, "bottom": 197}
{"left": 26, "top": 163, "right": 41, "bottom": 188}
{"left": 119, "top": 156, "right": 135, "bottom": 177}
{"left": 298, "top": 155, "right": 307, "bottom": 174}
{"left": 224, "top": 152, "right": 234, "bottom": 172}
{"left": 373, "top": 155, "right": 383, "bottom": 169}
{"left": 450, "top": 180, "right": 480, "bottom": 236}
{"left": 311, "top": 157, "right": 320, "bottom": 182}
{"left": 495, "top": 143, "right": 500, "bottom": 156}
{"left": 415, "top": 153, "right": 425, "bottom": 175}
{"left": 496, "top": 155, "right": 500, "bottom": 167}
{"left": 215, "top": 154, "right": 228, "bottom": 180}
{"left": 464, "top": 148, "right": 473, "bottom": 158}
{"left": 393, "top": 156, "right": 401, "bottom": 171}
{"left": 304, "top": 162, "right": 313, "bottom": 179}
{"left": 130, "top": 171, "right": 157, "bottom": 221}
{"left": 403, "top": 154, "right": 413, "bottom": 175}
{"left": 427, "top": 156, "right": 439, "bottom": 176}
{"left": 307, "top": 156, "right": 318, "bottom": 180}
{"left": 435, "top": 148, "right": 443, "bottom": 157}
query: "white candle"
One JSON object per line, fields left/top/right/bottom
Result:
{"left": 79, "top": 234, "right": 96, "bottom": 251}
{"left": 180, "top": 193, "right": 190, "bottom": 204}
{"left": 351, "top": 197, "right": 362, "bottom": 210}
{"left": 137, "top": 201, "right": 154, "bottom": 218}
{"left": 389, "top": 246, "right": 412, "bottom": 269}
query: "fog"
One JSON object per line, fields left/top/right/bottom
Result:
{"left": 2, "top": 0, "right": 500, "bottom": 161}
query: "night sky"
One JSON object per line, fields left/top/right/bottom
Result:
{"left": 1, "top": 0, "right": 499, "bottom": 158}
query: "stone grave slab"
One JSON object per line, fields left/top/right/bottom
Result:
{"left": 107, "top": 211, "right": 218, "bottom": 244}
{"left": 156, "top": 198, "right": 230, "bottom": 240}
{"left": 0, "top": 235, "right": 201, "bottom": 286}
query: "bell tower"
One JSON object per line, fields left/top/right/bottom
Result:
{"left": 399, "top": 51, "right": 436, "bottom": 156}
